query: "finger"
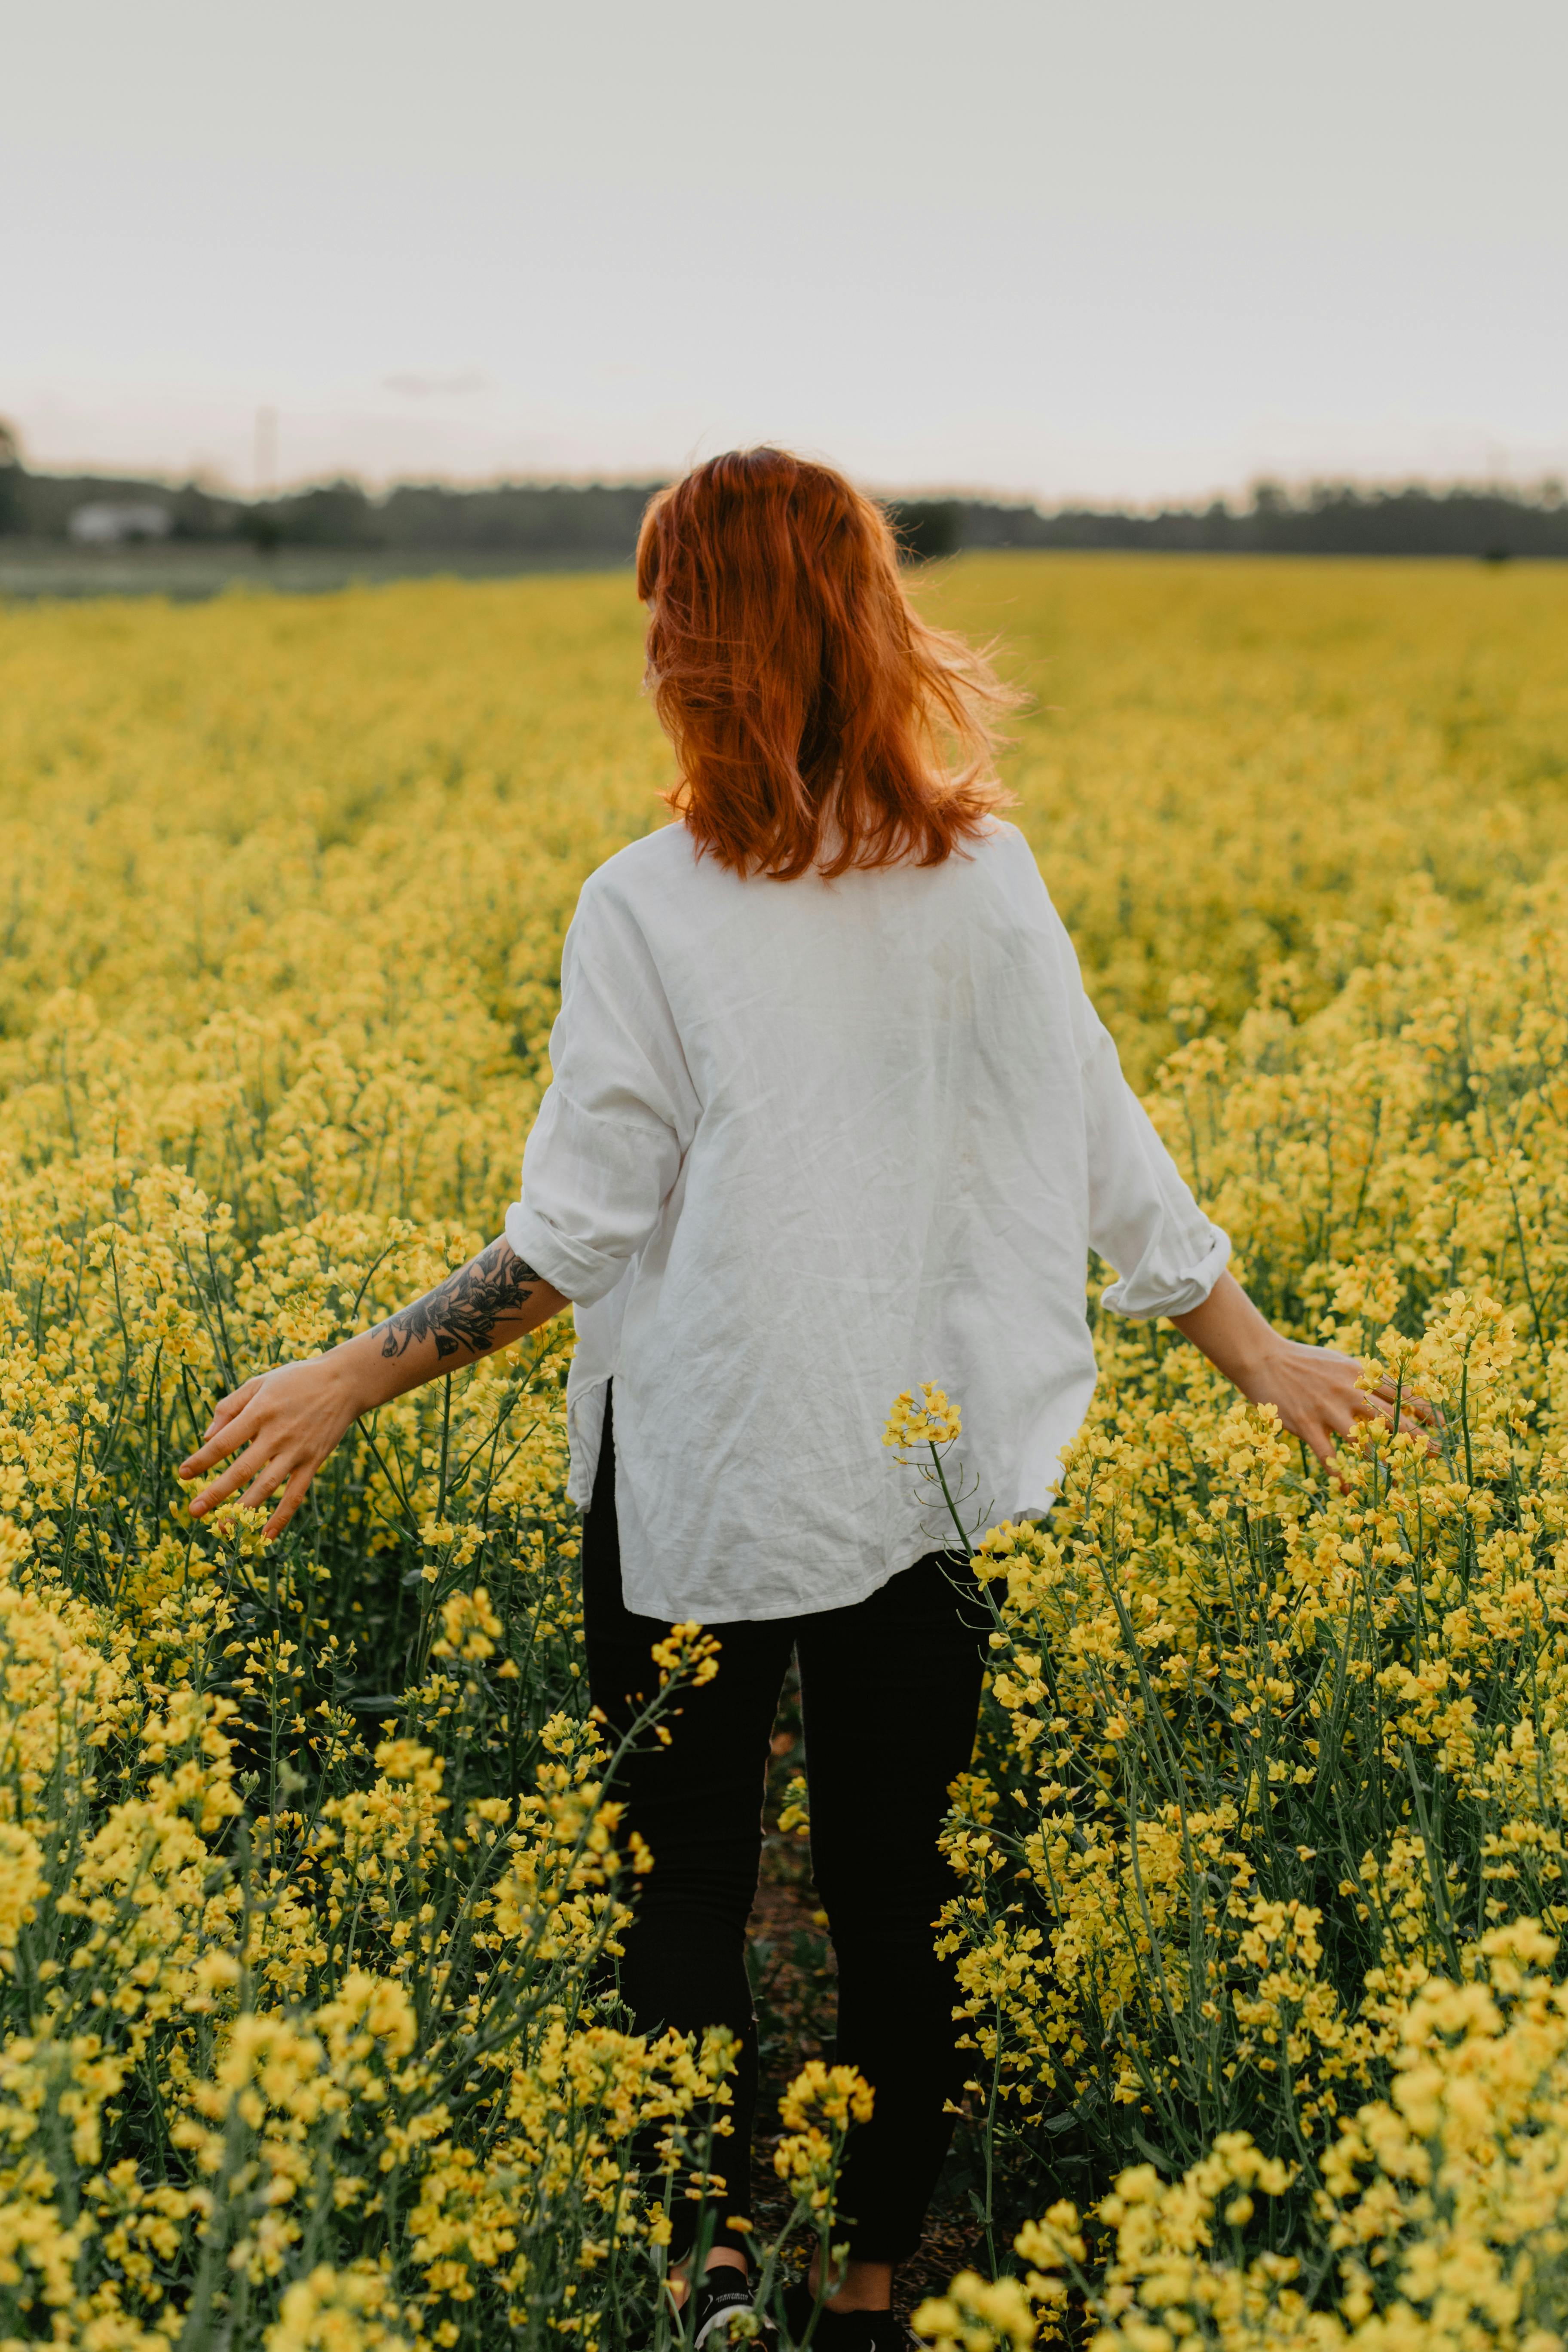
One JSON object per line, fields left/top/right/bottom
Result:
{"left": 181, "top": 1406, "right": 262, "bottom": 1480}
{"left": 1344, "top": 1400, "right": 1442, "bottom": 1464}
{"left": 265, "top": 1464, "right": 317, "bottom": 1542}
{"left": 1304, "top": 1418, "right": 1360, "bottom": 1487}
{"left": 1362, "top": 1378, "right": 1442, "bottom": 1427}
{"left": 1355, "top": 1389, "right": 1405, "bottom": 1427}
{"left": 200, "top": 1377, "right": 262, "bottom": 1444}
{"left": 189, "top": 1437, "right": 277, "bottom": 1517}
{"left": 1308, "top": 1415, "right": 1365, "bottom": 1487}
{"left": 1360, "top": 1390, "right": 1443, "bottom": 1447}
{"left": 234, "top": 1456, "right": 294, "bottom": 1516}
{"left": 1307, "top": 1411, "right": 1354, "bottom": 1486}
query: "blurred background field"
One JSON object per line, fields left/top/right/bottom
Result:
{"left": 8, "top": 548, "right": 1566, "bottom": 1090}
{"left": 0, "top": 539, "right": 626, "bottom": 601}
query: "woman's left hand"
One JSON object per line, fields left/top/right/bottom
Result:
{"left": 1170, "top": 1269, "right": 1438, "bottom": 1470}
{"left": 1237, "top": 1332, "right": 1439, "bottom": 1468}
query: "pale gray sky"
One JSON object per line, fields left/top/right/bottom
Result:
{"left": 6, "top": 0, "right": 1567, "bottom": 502}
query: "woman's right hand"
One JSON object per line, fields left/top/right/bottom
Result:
{"left": 180, "top": 1350, "right": 369, "bottom": 1540}
{"left": 178, "top": 1233, "right": 566, "bottom": 1541}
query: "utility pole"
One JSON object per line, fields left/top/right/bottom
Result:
{"left": 254, "top": 406, "right": 278, "bottom": 500}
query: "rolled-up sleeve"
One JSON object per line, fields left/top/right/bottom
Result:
{"left": 504, "top": 876, "right": 695, "bottom": 1307}
{"left": 1079, "top": 1011, "right": 1230, "bottom": 1323}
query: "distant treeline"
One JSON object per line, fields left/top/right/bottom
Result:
{"left": 0, "top": 442, "right": 661, "bottom": 561}
{"left": 3, "top": 423, "right": 1566, "bottom": 560}
{"left": 895, "top": 483, "right": 1568, "bottom": 561}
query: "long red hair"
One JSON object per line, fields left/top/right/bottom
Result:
{"left": 636, "top": 448, "right": 1016, "bottom": 879}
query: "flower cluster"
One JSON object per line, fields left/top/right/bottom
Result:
{"left": 919, "top": 1929, "right": 1568, "bottom": 2352}
{"left": 884, "top": 1386, "right": 964, "bottom": 1454}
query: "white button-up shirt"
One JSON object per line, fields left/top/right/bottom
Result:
{"left": 506, "top": 819, "right": 1228, "bottom": 1622}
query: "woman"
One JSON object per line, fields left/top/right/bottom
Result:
{"left": 181, "top": 450, "right": 1424, "bottom": 2347}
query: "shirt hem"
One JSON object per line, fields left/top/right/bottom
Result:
{"left": 615, "top": 1512, "right": 1054, "bottom": 1624}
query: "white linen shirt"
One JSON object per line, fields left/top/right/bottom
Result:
{"left": 505, "top": 818, "right": 1228, "bottom": 1622}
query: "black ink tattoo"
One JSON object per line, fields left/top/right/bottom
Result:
{"left": 378, "top": 1238, "right": 545, "bottom": 1363}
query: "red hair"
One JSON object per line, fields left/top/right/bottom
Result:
{"left": 636, "top": 447, "right": 1016, "bottom": 879}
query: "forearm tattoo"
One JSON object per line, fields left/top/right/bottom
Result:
{"left": 377, "top": 1238, "right": 545, "bottom": 1363}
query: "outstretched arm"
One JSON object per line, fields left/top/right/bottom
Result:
{"left": 1169, "top": 1268, "right": 1435, "bottom": 1465}
{"left": 180, "top": 1237, "right": 569, "bottom": 1539}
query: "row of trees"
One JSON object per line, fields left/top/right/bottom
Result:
{"left": 904, "top": 479, "right": 1568, "bottom": 560}
{"left": 3, "top": 420, "right": 1566, "bottom": 560}
{"left": 0, "top": 429, "right": 661, "bottom": 559}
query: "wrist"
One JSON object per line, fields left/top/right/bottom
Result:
{"left": 333, "top": 1330, "right": 386, "bottom": 1421}
{"left": 1234, "top": 1329, "right": 1292, "bottom": 1401}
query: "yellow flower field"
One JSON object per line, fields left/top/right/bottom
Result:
{"left": 1, "top": 554, "right": 1567, "bottom": 2350}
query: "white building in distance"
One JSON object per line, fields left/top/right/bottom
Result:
{"left": 69, "top": 502, "right": 173, "bottom": 544}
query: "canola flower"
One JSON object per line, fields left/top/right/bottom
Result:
{"left": 916, "top": 1924, "right": 1568, "bottom": 2352}
{"left": 883, "top": 1387, "right": 964, "bottom": 1454}
{"left": 2, "top": 558, "right": 1568, "bottom": 2345}
{"left": 883, "top": 1389, "right": 992, "bottom": 1562}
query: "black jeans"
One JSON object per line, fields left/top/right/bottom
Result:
{"left": 582, "top": 1386, "right": 992, "bottom": 2265}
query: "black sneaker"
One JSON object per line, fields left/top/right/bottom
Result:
{"left": 778, "top": 2287, "right": 916, "bottom": 2352}
{"left": 689, "top": 2269, "right": 776, "bottom": 2350}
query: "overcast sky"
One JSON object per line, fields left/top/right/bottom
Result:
{"left": 6, "top": 0, "right": 1567, "bottom": 503}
